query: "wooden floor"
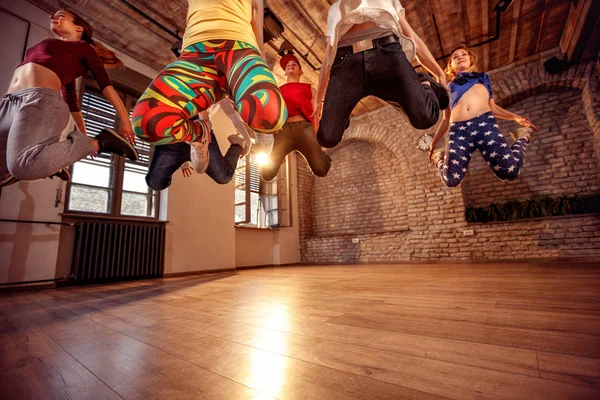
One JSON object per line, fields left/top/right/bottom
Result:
{"left": 1, "top": 262, "right": 600, "bottom": 400}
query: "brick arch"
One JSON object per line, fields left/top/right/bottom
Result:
{"left": 326, "top": 121, "right": 414, "bottom": 174}
{"left": 490, "top": 59, "right": 596, "bottom": 108}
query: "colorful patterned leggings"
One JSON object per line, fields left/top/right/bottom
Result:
{"left": 437, "top": 112, "right": 528, "bottom": 187}
{"left": 132, "top": 40, "right": 287, "bottom": 145}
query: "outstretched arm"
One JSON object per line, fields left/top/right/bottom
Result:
{"left": 312, "top": 43, "right": 333, "bottom": 131}
{"left": 489, "top": 99, "right": 538, "bottom": 131}
{"left": 397, "top": 13, "right": 446, "bottom": 86}
{"left": 102, "top": 86, "right": 136, "bottom": 144}
{"left": 251, "top": 0, "right": 266, "bottom": 57}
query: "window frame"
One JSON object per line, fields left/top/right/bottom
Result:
{"left": 63, "top": 81, "right": 159, "bottom": 220}
{"left": 234, "top": 150, "right": 292, "bottom": 229}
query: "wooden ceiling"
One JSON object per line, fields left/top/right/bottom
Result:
{"left": 26, "top": 0, "right": 573, "bottom": 115}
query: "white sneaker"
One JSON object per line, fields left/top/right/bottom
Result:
{"left": 228, "top": 134, "right": 250, "bottom": 157}
{"left": 219, "top": 99, "right": 252, "bottom": 149}
{"left": 189, "top": 131, "right": 211, "bottom": 174}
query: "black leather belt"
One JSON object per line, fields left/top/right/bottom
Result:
{"left": 336, "top": 34, "right": 400, "bottom": 56}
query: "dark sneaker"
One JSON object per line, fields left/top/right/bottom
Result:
{"left": 96, "top": 128, "right": 138, "bottom": 161}
{"left": 418, "top": 72, "right": 449, "bottom": 110}
{"left": 50, "top": 168, "right": 71, "bottom": 181}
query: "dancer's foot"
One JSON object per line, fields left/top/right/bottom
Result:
{"left": 510, "top": 127, "right": 534, "bottom": 143}
{"left": 219, "top": 99, "right": 253, "bottom": 148}
{"left": 96, "top": 128, "right": 139, "bottom": 161}
{"left": 432, "top": 149, "right": 445, "bottom": 167}
{"left": 189, "top": 130, "right": 211, "bottom": 174}
{"left": 49, "top": 168, "right": 71, "bottom": 181}
{"left": 417, "top": 72, "right": 449, "bottom": 110}
{"left": 228, "top": 134, "right": 250, "bottom": 157}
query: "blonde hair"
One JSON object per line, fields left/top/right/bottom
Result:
{"left": 445, "top": 47, "right": 478, "bottom": 81}
{"left": 67, "top": 10, "right": 123, "bottom": 68}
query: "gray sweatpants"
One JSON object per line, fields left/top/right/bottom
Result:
{"left": 0, "top": 87, "right": 95, "bottom": 186}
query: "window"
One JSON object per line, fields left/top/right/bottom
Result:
{"left": 235, "top": 151, "right": 292, "bottom": 228}
{"left": 65, "top": 84, "right": 158, "bottom": 219}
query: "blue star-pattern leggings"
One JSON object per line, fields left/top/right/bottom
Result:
{"left": 437, "top": 112, "right": 528, "bottom": 187}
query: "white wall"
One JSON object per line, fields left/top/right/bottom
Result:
{"left": 0, "top": 0, "right": 300, "bottom": 283}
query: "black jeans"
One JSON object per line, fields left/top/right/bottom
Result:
{"left": 145, "top": 130, "right": 242, "bottom": 191}
{"left": 260, "top": 120, "right": 331, "bottom": 182}
{"left": 317, "top": 42, "right": 440, "bottom": 148}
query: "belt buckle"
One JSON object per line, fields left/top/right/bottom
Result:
{"left": 352, "top": 39, "right": 374, "bottom": 54}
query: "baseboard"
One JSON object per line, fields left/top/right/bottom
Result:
{"left": 0, "top": 281, "right": 57, "bottom": 294}
{"left": 235, "top": 262, "right": 302, "bottom": 270}
{"left": 162, "top": 268, "right": 238, "bottom": 278}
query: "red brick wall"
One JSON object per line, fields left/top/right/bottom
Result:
{"left": 297, "top": 55, "right": 600, "bottom": 263}
{"left": 463, "top": 88, "right": 600, "bottom": 207}
{"left": 313, "top": 141, "right": 408, "bottom": 236}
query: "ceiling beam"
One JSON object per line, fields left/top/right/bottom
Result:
{"left": 507, "top": 0, "right": 522, "bottom": 64}
{"left": 482, "top": 0, "right": 489, "bottom": 71}
{"left": 534, "top": 0, "right": 553, "bottom": 54}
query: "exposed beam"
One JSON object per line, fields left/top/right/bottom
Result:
{"left": 535, "top": 0, "right": 553, "bottom": 54}
{"left": 455, "top": 0, "right": 467, "bottom": 46}
{"left": 482, "top": 0, "right": 489, "bottom": 71}
{"left": 290, "top": 0, "right": 326, "bottom": 36}
{"left": 508, "top": 0, "right": 522, "bottom": 63}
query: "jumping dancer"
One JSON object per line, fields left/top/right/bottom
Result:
{"left": 0, "top": 10, "right": 137, "bottom": 187}
{"left": 314, "top": 0, "right": 450, "bottom": 148}
{"left": 260, "top": 54, "right": 331, "bottom": 182}
{"left": 429, "top": 47, "right": 537, "bottom": 187}
{"left": 132, "top": 0, "right": 287, "bottom": 186}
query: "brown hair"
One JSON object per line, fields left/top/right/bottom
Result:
{"left": 67, "top": 10, "right": 123, "bottom": 68}
{"left": 445, "top": 46, "right": 478, "bottom": 81}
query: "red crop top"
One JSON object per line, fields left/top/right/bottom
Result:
{"left": 280, "top": 82, "right": 315, "bottom": 126}
{"left": 18, "top": 38, "right": 112, "bottom": 112}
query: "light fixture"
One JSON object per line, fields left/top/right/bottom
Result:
{"left": 255, "top": 152, "right": 270, "bottom": 166}
{"left": 492, "top": 0, "right": 515, "bottom": 13}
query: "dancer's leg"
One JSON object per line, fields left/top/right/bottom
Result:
{"left": 217, "top": 41, "right": 287, "bottom": 133}
{"left": 145, "top": 142, "right": 190, "bottom": 191}
{"left": 260, "top": 123, "right": 295, "bottom": 182}
{"left": 206, "top": 131, "right": 243, "bottom": 184}
{"left": 368, "top": 43, "right": 441, "bottom": 130}
{"left": 317, "top": 51, "right": 366, "bottom": 148}
{"left": 132, "top": 49, "right": 217, "bottom": 145}
{"left": 436, "top": 118, "right": 478, "bottom": 187}
{"left": 294, "top": 121, "right": 331, "bottom": 177}
{"left": 2, "top": 89, "right": 95, "bottom": 181}
{"left": 477, "top": 113, "right": 528, "bottom": 181}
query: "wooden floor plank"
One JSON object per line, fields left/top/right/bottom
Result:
{"left": 293, "top": 341, "right": 600, "bottom": 400}
{"left": 537, "top": 352, "right": 600, "bottom": 387}
{"left": 1, "top": 262, "right": 599, "bottom": 399}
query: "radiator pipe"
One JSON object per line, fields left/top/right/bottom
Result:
{"left": 118, "top": 0, "right": 181, "bottom": 40}
{"left": 0, "top": 218, "right": 73, "bottom": 226}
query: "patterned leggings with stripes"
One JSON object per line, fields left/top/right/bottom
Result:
{"left": 132, "top": 40, "right": 287, "bottom": 145}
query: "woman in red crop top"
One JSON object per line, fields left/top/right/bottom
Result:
{"left": 0, "top": 10, "right": 137, "bottom": 188}
{"left": 259, "top": 54, "right": 331, "bottom": 182}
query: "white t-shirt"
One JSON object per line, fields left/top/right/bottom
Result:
{"left": 326, "top": 0, "right": 416, "bottom": 62}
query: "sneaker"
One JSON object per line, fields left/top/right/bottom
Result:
{"left": 254, "top": 132, "right": 274, "bottom": 155}
{"left": 96, "top": 128, "right": 138, "bottom": 161}
{"left": 228, "top": 134, "right": 250, "bottom": 157}
{"left": 189, "top": 130, "right": 210, "bottom": 174}
{"left": 50, "top": 168, "right": 71, "bottom": 181}
{"left": 417, "top": 72, "right": 449, "bottom": 110}
{"left": 220, "top": 99, "right": 253, "bottom": 149}
{"left": 432, "top": 149, "right": 445, "bottom": 167}
{"left": 510, "top": 127, "right": 534, "bottom": 143}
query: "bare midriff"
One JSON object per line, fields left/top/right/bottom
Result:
{"left": 344, "top": 21, "right": 379, "bottom": 36}
{"left": 6, "top": 63, "right": 62, "bottom": 94}
{"left": 286, "top": 115, "right": 308, "bottom": 123}
{"left": 449, "top": 83, "right": 493, "bottom": 123}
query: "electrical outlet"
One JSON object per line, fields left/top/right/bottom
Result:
{"left": 463, "top": 229, "right": 474, "bottom": 236}
{"left": 352, "top": 238, "right": 360, "bottom": 243}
